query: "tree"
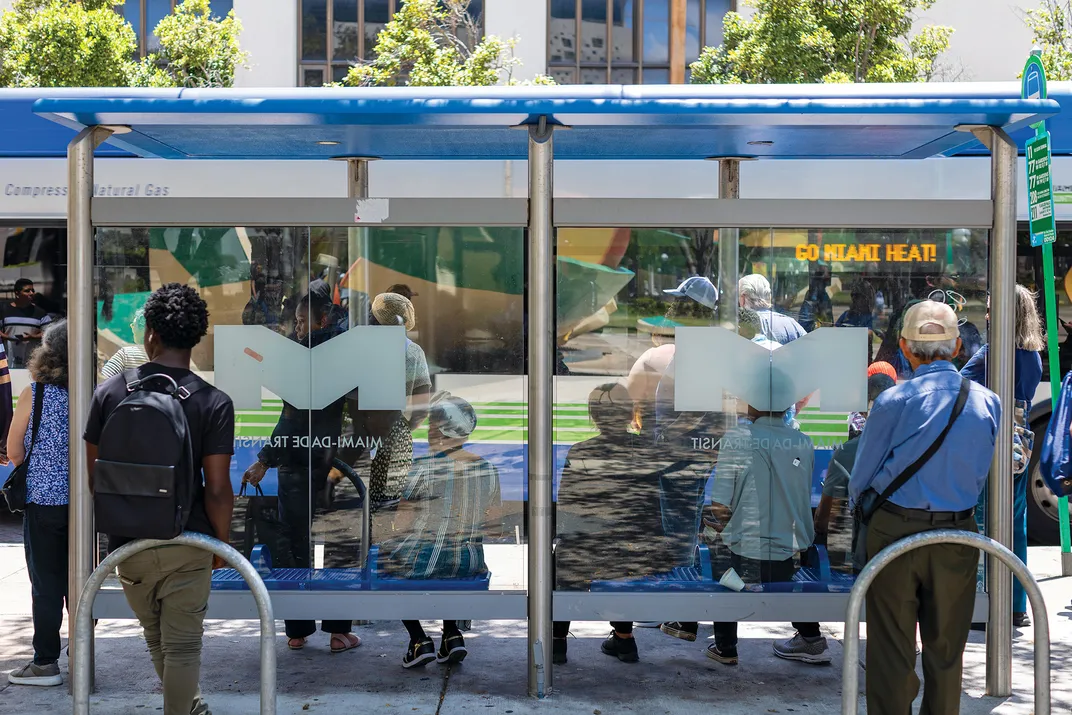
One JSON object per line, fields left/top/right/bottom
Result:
{"left": 690, "top": 0, "right": 953, "bottom": 84}
{"left": 340, "top": 0, "right": 552, "bottom": 87}
{"left": 129, "top": 0, "right": 248, "bottom": 87}
{"left": 1024, "top": 0, "right": 1072, "bottom": 80}
{"left": 0, "top": 0, "right": 136, "bottom": 87}
{"left": 0, "top": 0, "right": 246, "bottom": 88}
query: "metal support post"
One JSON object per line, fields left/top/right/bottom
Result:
{"left": 347, "top": 158, "right": 370, "bottom": 328}
{"left": 67, "top": 125, "right": 112, "bottom": 691}
{"left": 841, "top": 530, "right": 1050, "bottom": 715}
{"left": 984, "top": 126, "right": 1017, "bottom": 696}
{"left": 718, "top": 159, "right": 740, "bottom": 329}
{"left": 527, "top": 118, "right": 554, "bottom": 699}
{"left": 72, "top": 533, "right": 277, "bottom": 715}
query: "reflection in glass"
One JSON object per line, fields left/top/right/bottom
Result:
{"left": 121, "top": 1, "right": 143, "bottom": 54}
{"left": 549, "top": 0, "right": 577, "bottom": 62}
{"left": 643, "top": 0, "right": 669, "bottom": 62}
{"left": 582, "top": 0, "right": 608, "bottom": 64}
{"left": 580, "top": 68, "right": 607, "bottom": 84}
{"left": 611, "top": 67, "right": 636, "bottom": 84}
{"left": 643, "top": 67, "right": 670, "bottom": 84}
{"left": 705, "top": 0, "right": 731, "bottom": 49}
{"left": 146, "top": 0, "right": 171, "bottom": 53}
{"left": 611, "top": 0, "right": 635, "bottom": 63}
{"left": 686, "top": 0, "right": 701, "bottom": 61}
{"left": 364, "top": 0, "right": 390, "bottom": 59}
{"left": 210, "top": 0, "right": 233, "bottom": 16}
{"left": 551, "top": 67, "right": 576, "bottom": 84}
{"left": 303, "top": 67, "right": 326, "bottom": 87}
{"left": 333, "top": 0, "right": 359, "bottom": 60}
{"left": 303, "top": 0, "right": 328, "bottom": 60}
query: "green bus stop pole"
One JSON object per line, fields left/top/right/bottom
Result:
{"left": 1025, "top": 49, "right": 1072, "bottom": 572}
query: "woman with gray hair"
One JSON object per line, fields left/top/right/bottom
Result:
{"left": 6, "top": 320, "right": 69, "bottom": 687}
{"left": 737, "top": 274, "right": 806, "bottom": 345}
{"left": 961, "top": 284, "right": 1044, "bottom": 628}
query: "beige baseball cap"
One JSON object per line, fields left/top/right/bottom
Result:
{"left": 901, "top": 300, "right": 959, "bottom": 342}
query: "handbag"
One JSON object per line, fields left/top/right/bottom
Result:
{"left": 1039, "top": 371, "right": 1072, "bottom": 497}
{"left": 238, "top": 482, "right": 293, "bottom": 567}
{"left": 851, "top": 377, "right": 970, "bottom": 570}
{"left": 1, "top": 383, "right": 44, "bottom": 513}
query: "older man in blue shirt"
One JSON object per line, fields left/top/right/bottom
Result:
{"left": 849, "top": 300, "right": 1000, "bottom": 715}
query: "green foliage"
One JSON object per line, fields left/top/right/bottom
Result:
{"left": 0, "top": 0, "right": 246, "bottom": 88}
{"left": 0, "top": 0, "right": 137, "bottom": 87}
{"left": 690, "top": 0, "right": 953, "bottom": 84}
{"left": 1024, "top": 0, "right": 1072, "bottom": 80}
{"left": 341, "top": 0, "right": 552, "bottom": 87}
{"left": 131, "top": 0, "right": 248, "bottom": 87}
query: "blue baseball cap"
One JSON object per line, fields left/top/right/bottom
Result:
{"left": 664, "top": 276, "right": 719, "bottom": 309}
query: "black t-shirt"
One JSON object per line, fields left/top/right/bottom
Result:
{"left": 83, "top": 362, "right": 235, "bottom": 549}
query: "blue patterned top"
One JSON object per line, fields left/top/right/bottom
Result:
{"left": 25, "top": 383, "right": 69, "bottom": 506}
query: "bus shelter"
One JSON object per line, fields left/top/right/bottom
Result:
{"left": 30, "top": 85, "right": 1057, "bottom": 698}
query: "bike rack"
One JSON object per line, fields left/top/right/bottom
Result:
{"left": 71, "top": 532, "right": 277, "bottom": 715}
{"left": 841, "top": 530, "right": 1050, "bottom": 715}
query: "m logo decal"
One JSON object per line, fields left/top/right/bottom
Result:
{"left": 674, "top": 327, "right": 868, "bottom": 413}
{"left": 214, "top": 325, "right": 407, "bottom": 411}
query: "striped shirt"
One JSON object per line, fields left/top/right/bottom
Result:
{"left": 1, "top": 303, "right": 51, "bottom": 369}
{"left": 389, "top": 449, "right": 501, "bottom": 579}
{"left": 100, "top": 345, "right": 150, "bottom": 380}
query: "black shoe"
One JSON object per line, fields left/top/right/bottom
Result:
{"left": 601, "top": 632, "right": 639, "bottom": 663}
{"left": 437, "top": 633, "right": 468, "bottom": 665}
{"left": 705, "top": 643, "right": 738, "bottom": 665}
{"left": 402, "top": 638, "right": 436, "bottom": 669}
{"left": 1013, "top": 612, "right": 1031, "bottom": 628}
{"left": 552, "top": 638, "right": 567, "bottom": 665}
{"left": 660, "top": 621, "right": 698, "bottom": 642}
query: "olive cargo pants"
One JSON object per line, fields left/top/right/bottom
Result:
{"left": 864, "top": 507, "right": 979, "bottom": 715}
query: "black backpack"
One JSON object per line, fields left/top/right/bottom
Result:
{"left": 94, "top": 371, "right": 206, "bottom": 540}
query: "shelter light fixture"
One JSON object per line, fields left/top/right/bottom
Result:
{"left": 317, "top": 140, "right": 340, "bottom": 146}
{"left": 747, "top": 140, "right": 774, "bottom": 146}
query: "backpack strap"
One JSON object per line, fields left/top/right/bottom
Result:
{"left": 175, "top": 374, "right": 208, "bottom": 401}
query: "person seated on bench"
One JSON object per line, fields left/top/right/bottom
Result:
{"left": 661, "top": 395, "right": 826, "bottom": 666}
{"left": 815, "top": 371, "right": 895, "bottom": 569}
{"left": 385, "top": 392, "right": 502, "bottom": 669}
{"left": 552, "top": 382, "right": 669, "bottom": 666}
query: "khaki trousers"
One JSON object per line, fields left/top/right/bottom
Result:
{"left": 118, "top": 544, "right": 213, "bottom": 715}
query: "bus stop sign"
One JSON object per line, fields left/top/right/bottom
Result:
{"left": 1027, "top": 132, "right": 1056, "bottom": 246}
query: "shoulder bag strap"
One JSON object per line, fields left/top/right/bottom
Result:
{"left": 865, "top": 376, "right": 971, "bottom": 519}
{"left": 24, "top": 383, "right": 44, "bottom": 464}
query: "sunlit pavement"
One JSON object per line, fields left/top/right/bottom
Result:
{"left": 0, "top": 514, "right": 1068, "bottom": 714}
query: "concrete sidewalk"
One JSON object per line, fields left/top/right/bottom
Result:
{"left": 0, "top": 522, "right": 1068, "bottom": 714}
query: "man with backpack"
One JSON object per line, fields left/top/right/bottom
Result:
{"left": 84, "top": 283, "right": 235, "bottom": 715}
{"left": 848, "top": 300, "right": 1000, "bottom": 715}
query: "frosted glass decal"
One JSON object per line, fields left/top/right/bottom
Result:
{"left": 674, "top": 327, "right": 868, "bottom": 413}
{"left": 214, "top": 325, "right": 407, "bottom": 411}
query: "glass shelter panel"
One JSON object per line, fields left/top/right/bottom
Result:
{"left": 94, "top": 225, "right": 527, "bottom": 594}
{"left": 552, "top": 225, "right": 990, "bottom": 603}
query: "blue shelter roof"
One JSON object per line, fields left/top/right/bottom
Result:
{"left": 2, "top": 83, "right": 1062, "bottom": 161}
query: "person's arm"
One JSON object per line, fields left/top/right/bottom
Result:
{"left": 203, "top": 454, "right": 235, "bottom": 544}
{"left": 960, "top": 344, "right": 988, "bottom": 386}
{"left": 6, "top": 385, "right": 31, "bottom": 466}
{"left": 847, "top": 397, "right": 899, "bottom": 502}
{"left": 408, "top": 383, "right": 431, "bottom": 431}
{"left": 0, "top": 343, "right": 13, "bottom": 463}
{"left": 100, "top": 351, "right": 126, "bottom": 381}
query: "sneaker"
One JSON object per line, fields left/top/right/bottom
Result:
{"left": 705, "top": 643, "right": 738, "bottom": 666}
{"left": 601, "top": 632, "right": 639, "bottom": 663}
{"left": 190, "top": 698, "right": 212, "bottom": 715}
{"left": 660, "top": 621, "right": 698, "bottom": 642}
{"left": 634, "top": 621, "right": 662, "bottom": 628}
{"left": 8, "top": 661, "right": 62, "bottom": 687}
{"left": 402, "top": 638, "right": 436, "bottom": 669}
{"left": 437, "top": 633, "right": 468, "bottom": 665}
{"left": 552, "top": 638, "right": 568, "bottom": 665}
{"left": 1013, "top": 612, "right": 1031, "bottom": 628}
{"left": 772, "top": 633, "right": 831, "bottom": 665}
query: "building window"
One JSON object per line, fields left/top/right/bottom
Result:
{"left": 116, "top": 0, "right": 234, "bottom": 58}
{"left": 298, "top": 0, "right": 485, "bottom": 87}
{"left": 549, "top": 0, "right": 732, "bottom": 84}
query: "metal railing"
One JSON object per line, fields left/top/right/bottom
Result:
{"left": 841, "top": 530, "right": 1050, "bottom": 715}
{"left": 72, "top": 532, "right": 277, "bottom": 715}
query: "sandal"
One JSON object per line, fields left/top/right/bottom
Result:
{"left": 287, "top": 637, "right": 307, "bottom": 650}
{"left": 330, "top": 633, "right": 361, "bottom": 654}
